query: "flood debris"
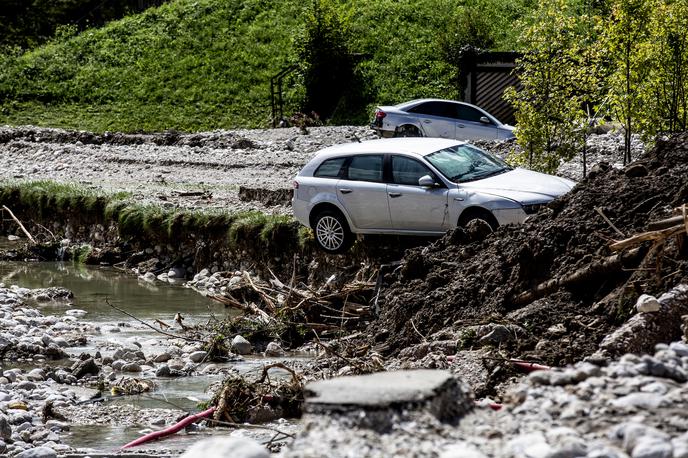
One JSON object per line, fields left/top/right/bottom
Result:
{"left": 205, "top": 268, "right": 376, "bottom": 349}
{"left": 210, "top": 363, "right": 303, "bottom": 425}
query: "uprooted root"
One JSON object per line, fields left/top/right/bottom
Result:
{"left": 210, "top": 363, "right": 303, "bottom": 424}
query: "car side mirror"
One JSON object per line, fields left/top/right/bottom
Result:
{"left": 418, "top": 175, "right": 437, "bottom": 187}
{"left": 479, "top": 116, "right": 492, "bottom": 125}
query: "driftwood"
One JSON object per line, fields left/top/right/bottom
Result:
{"left": 2, "top": 205, "right": 36, "bottom": 243}
{"left": 510, "top": 248, "right": 644, "bottom": 307}
{"left": 610, "top": 204, "right": 688, "bottom": 251}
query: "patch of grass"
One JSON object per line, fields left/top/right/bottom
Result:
{"left": 0, "top": 179, "right": 302, "bottom": 256}
{"left": 0, "top": 0, "right": 533, "bottom": 131}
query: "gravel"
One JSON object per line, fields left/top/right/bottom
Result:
{"left": 0, "top": 125, "right": 645, "bottom": 215}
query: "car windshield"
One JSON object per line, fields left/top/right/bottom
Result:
{"left": 425, "top": 145, "right": 511, "bottom": 183}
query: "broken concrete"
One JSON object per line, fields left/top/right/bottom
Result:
{"left": 304, "top": 370, "right": 472, "bottom": 431}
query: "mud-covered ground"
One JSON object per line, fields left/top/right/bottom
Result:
{"left": 371, "top": 133, "right": 688, "bottom": 379}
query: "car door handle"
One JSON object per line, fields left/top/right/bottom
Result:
{"left": 423, "top": 120, "right": 432, "bottom": 123}
{"left": 388, "top": 192, "right": 402, "bottom": 198}
{"left": 458, "top": 124, "right": 465, "bottom": 128}
{"left": 339, "top": 188, "right": 353, "bottom": 194}
{"left": 454, "top": 197, "right": 464, "bottom": 201}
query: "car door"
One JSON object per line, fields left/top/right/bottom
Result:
{"left": 387, "top": 155, "right": 449, "bottom": 232}
{"left": 336, "top": 154, "right": 392, "bottom": 229}
{"left": 454, "top": 103, "right": 499, "bottom": 140}
{"left": 407, "top": 102, "right": 456, "bottom": 138}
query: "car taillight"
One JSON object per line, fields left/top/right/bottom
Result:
{"left": 375, "top": 110, "right": 386, "bottom": 120}
{"left": 292, "top": 180, "right": 299, "bottom": 189}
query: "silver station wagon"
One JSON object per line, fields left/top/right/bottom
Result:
{"left": 292, "top": 138, "right": 575, "bottom": 253}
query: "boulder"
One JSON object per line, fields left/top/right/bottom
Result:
{"left": 180, "top": 437, "right": 268, "bottom": 458}
{"left": 231, "top": 335, "right": 252, "bottom": 355}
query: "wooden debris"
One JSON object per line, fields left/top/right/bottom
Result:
{"left": 2, "top": 205, "right": 36, "bottom": 243}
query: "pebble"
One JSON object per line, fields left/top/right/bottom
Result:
{"left": 231, "top": 335, "right": 252, "bottom": 355}
{"left": 189, "top": 350, "right": 208, "bottom": 363}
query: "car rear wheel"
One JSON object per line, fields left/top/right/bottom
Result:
{"left": 394, "top": 125, "right": 422, "bottom": 137}
{"left": 313, "top": 210, "right": 353, "bottom": 253}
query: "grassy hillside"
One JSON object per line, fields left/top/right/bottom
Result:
{"left": 0, "top": 0, "right": 530, "bottom": 132}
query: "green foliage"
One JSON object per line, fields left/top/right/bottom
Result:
{"left": 294, "top": 0, "right": 359, "bottom": 121}
{"left": 643, "top": 1, "right": 688, "bottom": 135}
{"left": 605, "top": 0, "right": 655, "bottom": 164}
{"left": 505, "top": 0, "right": 606, "bottom": 172}
{"left": 71, "top": 244, "right": 93, "bottom": 263}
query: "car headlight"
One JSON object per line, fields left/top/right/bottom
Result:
{"left": 522, "top": 203, "right": 545, "bottom": 215}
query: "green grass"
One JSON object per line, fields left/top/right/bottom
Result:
{"left": 0, "top": 180, "right": 306, "bottom": 254}
{"left": 0, "top": 0, "right": 532, "bottom": 132}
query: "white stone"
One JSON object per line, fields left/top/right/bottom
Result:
{"left": 180, "top": 437, "right": 268, "bottom": 458}
{"left": 636, "top": 294, "right": 660, "bottom": 313}
{"left": 231, "top": 335, "right": 252, "bottom": 355}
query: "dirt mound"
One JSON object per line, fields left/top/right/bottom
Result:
{"left": 371, "top": 133, "right": 688, "bottom": 367}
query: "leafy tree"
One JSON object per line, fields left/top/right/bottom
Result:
{"left": 505, "top": 0, "right": 606, "bottom": 173}
{"left": 644, "top": 0, "right": 688, "bottom": 135}
{"left": 294, "top": 0, "right": 358, "bottom": 122}
{"left": 604, "top": 0, "right": 654, "bottom": 164}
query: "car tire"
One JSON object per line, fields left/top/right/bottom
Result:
{"left": 313, "top": 210, "right": 353, "bottom": 254}
{"left": 394, "top": 125, "right": 422, "bottom": 137}
{"left": 459, "top": 209, "right": 499, "bottom": 232}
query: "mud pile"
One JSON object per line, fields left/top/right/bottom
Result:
{"left": 372, "top": 133, "right": 688, "bottom": 367}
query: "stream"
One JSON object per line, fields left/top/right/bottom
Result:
{"left": 0, "top": 259, "right": 303, "bottom": 454}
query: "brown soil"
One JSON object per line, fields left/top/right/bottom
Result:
{"left": 370, "top": 134, "right": 688, "bottom": 367}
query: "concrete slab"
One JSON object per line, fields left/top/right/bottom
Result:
{"left": 304, "top": 370, "right": 472, "bottom": 430}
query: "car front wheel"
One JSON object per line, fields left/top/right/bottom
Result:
{"left": 313, "top": 210, "right": 353, "bottom": 253}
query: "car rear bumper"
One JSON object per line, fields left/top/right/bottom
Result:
{"left": 370, "top": 124, "right": 395, "bottom": 138}
{"left": 292, "top": 197, "right": 312, "bottom": 228}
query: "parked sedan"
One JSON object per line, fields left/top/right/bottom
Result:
{"left": 371, "top": 98, "right": 515, "bottom": 141}
{"left": 292, "top": 138, "right": 574, "bottom": 253}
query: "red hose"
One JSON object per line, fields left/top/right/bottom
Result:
{"left": 510, "top": 360, "right": 551, "bottom": 373}
{"left": 121, "top": 406, "right": 216, "bottom": 449}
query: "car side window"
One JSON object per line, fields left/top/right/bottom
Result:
{"left": 457, "top": 104, "right": 488, "bottom": 123}
{"left": 408, "top": 102, "right": 456, "bottom": 119}
{"left": 346, "top": 155, "right": 384, "bottom": 182}
{"left": 314, "top": 157, "right": 346, "bottom": 178}
{"left": 391, "top": 156, "right": 436, "bottom": 186}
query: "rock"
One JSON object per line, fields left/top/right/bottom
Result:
{"left": 631, "top": 438, "right": 672, "bottom": 458}
{"left": 477, "top": 324, "right": 511, "bottom": 346}
{"left": 636, "top": 295, "right": 661, "bottom": 313}
{"left": 231, "top": 335, "right": 252, "bottom": 355}
{"left": 440, "top": 442, "right": 488, "bottom": 458}
{"left": 121, "top": 363, "right": 142, "bottom": 373}
{"left": 265, "top": 341, "right": 284, "bottom": 357}
{"left": 72, "top": 358, "right": 99, "bottom": 379}
{"left": 0, "top": 414, "right": 11, "bottom": 440}
{"left": 15, "top": 446, "right": 58, "bottom": 458}
{"left": 188, "top": 351, "right": 208, "bottom": 363}
{"left": 153, "top": 352, "right": 172, "bottom": 363}
{"left": 180, "top": 437, "right": 269, "bottom": 458}
{"left": 624, "top": 162, "right": 649, "bottom": 178}
{"left": 155, "top": 365, "right": 171, "bottom": 377}
{"left": 168, "top": 266, "right": 186, "bottom": 279}
{"left": 610, "top": 392, "right": 665, "bottom": 410}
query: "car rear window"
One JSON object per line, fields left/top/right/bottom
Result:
{"left": 347, "top": 155, "right": 383, "bottom": 182}
{"left": 314, "top": 157, "right": 346, "bottom": 178}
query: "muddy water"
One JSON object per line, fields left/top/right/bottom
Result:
{"left": 0, "top": 261, "right": 303, "bottom": 453}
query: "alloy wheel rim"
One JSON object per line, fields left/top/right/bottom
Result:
{"left": 316, "top": 216, "right": 344, "bottom": 251}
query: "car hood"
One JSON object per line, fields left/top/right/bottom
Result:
{"left": 461, "top": 168, "right": 575, "bottom": 203}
